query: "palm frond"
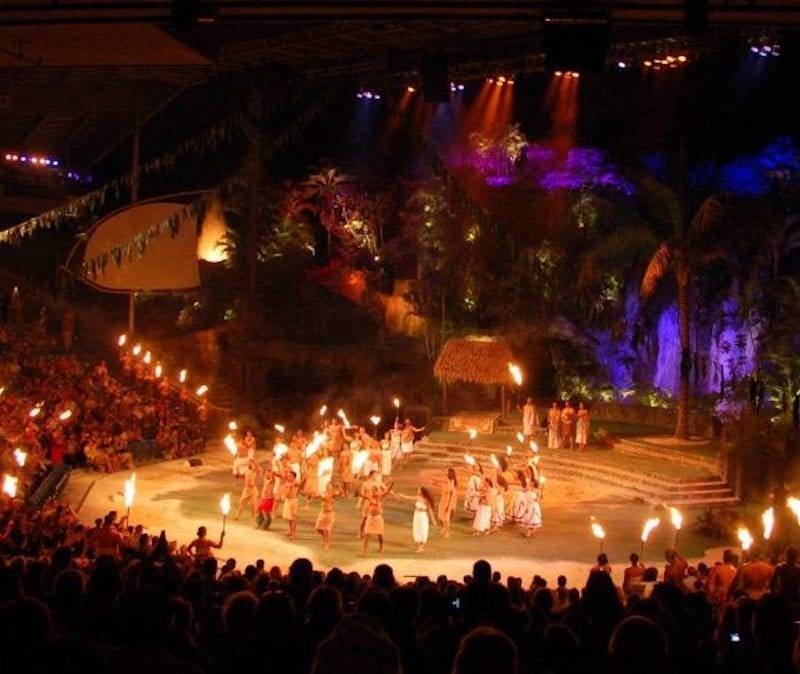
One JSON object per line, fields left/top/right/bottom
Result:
{"left": 690, "top": 194, "right": 727, "bottom": 235}
{"left": 578, "top": 223, "right": 659, "bottom": 288}
{"left": 640, "top": 242, "right": 673, "bottom": 298}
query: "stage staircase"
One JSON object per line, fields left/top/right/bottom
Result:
{"left": 412, "top": 435, "right": 737, "bottom": 508}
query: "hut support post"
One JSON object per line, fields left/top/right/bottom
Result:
{"left": 442, "top": 381, "right": 448, "bottom": 415}
{"left": 501, "top": 385, "right": 506, "bottom": 420}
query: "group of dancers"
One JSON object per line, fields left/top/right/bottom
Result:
{"left": 224, "top": 409, "right": 545, "bottom": 554}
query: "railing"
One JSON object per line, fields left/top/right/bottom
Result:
{"left": 27, "top": 464, "right": 72, "bottom": 510}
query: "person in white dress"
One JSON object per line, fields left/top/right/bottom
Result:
{"left": 575, "top": 401, "right": 590, "bottom": 451}
{"left": 522, "top": 397, "right": 539, "bottom": 442}
{"left": 393, "top": 486, "right": 437, "bottom": 552}
{"left": 464, "top": 464, "right": 483, "bottom": 513}
{"left": 472, "top": 478, "right": 493, "bottom": 535}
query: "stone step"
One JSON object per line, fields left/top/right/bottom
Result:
{"left": 414, "top": 440, "right": 738, "bottom": 507}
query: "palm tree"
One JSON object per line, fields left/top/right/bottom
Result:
{"left": 639, "top": 184, "right": 728, "bottom": 438}
{"left": 301, "top": 167, "right": 352, "bottom": 263}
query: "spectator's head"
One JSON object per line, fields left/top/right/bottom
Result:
{"left": 473, "top": 560, "right": 492, "bottom": 584}
{"left": 786, "top": 546, "right": 798, "bottom": 564}
{"left": 597, "top": 553, "right": 609, "bottom": 567}
{"left": 452, "top": 626, "right": 518, "bottom": 674}
{"left": 289, "top": 558, "right": 313, "bottom": 587}
{"left": 372, "top": 564, "right": 396, "bottom": 592}
{"left": 557, "top": 575, "right": 567, "bottom": 589}
{"left": 222, "top": 591, "right": 259, "bottom": 634}
{"left": 311, "top": 619, "right": 401, "bottom": 674}
{"left": 541, "top": 624, "right": 580, "bottom": 674}
{"left": 307, "top": 585, "right": 343, "bottom": 635}
{"left": 629, "top": 552, "right": 640, "bottom": 566}
{"left": 609, "top": 615, "right": 669, "bottom": 674}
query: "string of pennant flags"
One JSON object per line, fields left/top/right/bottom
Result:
{"left": 1, "top": 82, "right": 336, "bottom": 273}
{"left": 80, "top": 195, "right": 210, "bottom": 280}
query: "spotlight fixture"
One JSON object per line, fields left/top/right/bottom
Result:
{"left": 406, "top": 85, "right": 416, "bottom": 93}
{"left": 450, "top": 82, "right": 465, "bottom": 92}
{"left": 553, "top": 71, "right": 580, "bottom": 79}
{"left": 356, "top": 90, "right": 381, "bottom": 100}
{"left": 748, "top": 35, "right": 781, "bottom": 57}
{"left": 488, "top": 75, "right": 515, "bottom": 86}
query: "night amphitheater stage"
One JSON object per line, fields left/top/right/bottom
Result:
{"left": 61, "top": 437, "right": 728, "bottom": 586}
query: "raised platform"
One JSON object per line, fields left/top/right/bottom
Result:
{"left": 415, "top": 430, "right": 736, "bottom": 508}
{"left": 446, "top": 411, "right": 501, "bottom": 434}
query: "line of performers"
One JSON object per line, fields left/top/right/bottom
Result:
{"left": 463, "top": 459, "right": 543, "bottom": 537}
{"left": 225, "top": 420, "right": 542, "bottom": 554}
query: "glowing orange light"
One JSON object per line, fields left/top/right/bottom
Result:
{"left": 554, "top": 71, "right": 563, "bottom": 77}
{"left": 643, "top": 60, "right": 653, "bottom": 67}
{"left": 677, "top": 55, "right": 687, "bottom": 62}
{"left": 407, "top": 86, "right": 416, "bottom": 93}
{"left": 497, "top": 76, "right": 506, "bottom": 83}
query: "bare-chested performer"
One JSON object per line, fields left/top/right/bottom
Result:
{"left": 236, "top": 457, "right": 262, "bottom": 519}
{"left": 362, "top": 482, "right": 393, "bottom": 555}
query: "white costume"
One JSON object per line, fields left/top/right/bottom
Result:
{"left": 412, "top": 499, "right": 430, "bottom": 544}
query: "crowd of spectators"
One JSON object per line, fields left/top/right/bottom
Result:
{"left": 2, "top": 490, "right": 800, "bottom": 674}
{"left": 0, "top": 312, "right": 207, "bottom": 488}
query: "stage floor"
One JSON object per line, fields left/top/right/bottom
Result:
{"left": 62, "top": 441, "right": 725, "bottom": 587}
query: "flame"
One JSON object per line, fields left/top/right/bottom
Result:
{"left": 508, "top": 362, "right": 523, "bottom": 386}
{"left": 788, "top": 497, "right": 800, "bottom": 526}
{"left": 737, "top": 526, "right": 753, "bottom": 551}
{"left": 143, "top": 351, "right": 151, "bottom": 365}
{"left": 274, "top": 423, "right": 285, "bottom": 434}
{"left": 319, "top": 404, "right": 328, "bottom": 416}
{"left": 29, "top": 406, "right": 41, "bottom": 418}
{"left": 490, "top": 453, "right": 499, "bottom": 468}
{"left": 228, "top": 420, "right": 238, "bottom": 431}
{"left": 641, "top": 517, "right": 661, "bottom": 543}
{"left": 13, "top": 448, "right": 26, "bottom": 467}
{"left": 393, "top": 397, "right": 401, "bottom": 409}
{"left": 590, "top": 516, "right": 605, "bottom": 539}
{"left": 337, "top": 409, "right": 351, "bottom": 427}
{"left": 762, "top": 507, "right": 775, "bottom": 540}
{"left": 274, "top": 442, "right": 289, "bottom": 459}
{"left": 540, "top": 475, "right": 547, "bottom": 485}
{"left": 59, "top": 409, "right": 72, "bottom": 421}
{"left": 123, "top": 473, "right": 136, "bottom": 508}
{"left": 195, "top": 384, "right": 208, "bottom": 396}
{"left": 670, "top": 506, "right": 683, "bottom": 530}
{"left": 220, "top": 493, "right": 231, "bottom": 516}
{"left": 370, "top": 415, "right": 381, "bottom": 426}
{"left": 529, "top": 441, "right": 538, "bottom": 453}
{"left": 224, "top": 434, "right": 237, "bottom": 455}
{"left": 468, "top": 428, "right": 477, "bottom": 440}
{"left": 516, "top": 432, "right": 525, "bottom": 443}
{"left": 305, "top": 433, "right": 325, "bottom": 459}
{"left": 197, "top": 198, "right": 229, "bottom": 262}
{"left": 154, "top": 364, "right": 162, "bottom": 379}
{"left": 464, "top": 454, "right": 476, "bottom": 466}
{"left": 506, "top": 445, "right": 513, "bottom": 456}
{"left": 179, "top": 369, "right": 187, "bottom": 383}
{"left": 132, "top": 344, "right": 142, "bottom": 356}
{"left": 2, "top": 474, "right": 18, "bottom": 499}
{"left": 118, "top": 334, "right": 127, "bottom": 347}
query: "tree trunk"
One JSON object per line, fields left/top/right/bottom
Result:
{"left": 675, "top": 266, "right": 691, "bottom": 439}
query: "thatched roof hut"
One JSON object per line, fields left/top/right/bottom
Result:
{"left": 434, "top": 336, "right": 516, "bottom": 385}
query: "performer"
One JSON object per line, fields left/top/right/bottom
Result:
{"left": 575, "top": 401, "right": 590, "bottom": 451}
{"left": 315, "top": 482, "right": 340, "bottom": 550}
{"left": 464, "top": 463, "right": 483, "bottom": 513}
{"left": 362, "top": 483, "right": 392, "bottom": 555}
{"left": 517, "top": 476, "right": 543, "bottom": 537}
{"left": 522, "top": 397, "right": 539, "bottom": 443}
{"left": 187, "top": 526, "right": 224, "bottom": 561}
{"left": 358, "top": 471, "right": 385, "bottom": 537}
{"left": 438, "top": 468, "right": 458, "bottom": 538}
{"left": 393, "top": 486, "right": 438, "bottom": 552}
{"left": 236, "top": 457, "right": 262, "bottom": 519}
{"left": 561, "top": 401, "right": 577, "bottom": 450}
{"left": 472, "top": 478, "right": 493, "bottom": 535}
{"left": 390, "top": 421, "right": 403, "bottom": 463}
{"left": 339, "top": 442, "right": 354, "bottom": 497}
{"left": 282, "top": 470, "right": 305, "bottom": 540}
{"left": 491, "top": 474, "right": 507, "bottom": 530}
{"left": 547, "top": 402, "right": 562, "bottom": 449}
{"left": 400, "top": 418, "right": 425, "bottom": 462}
{"left": 380, "top": 432, "right": 393, "bottom": 478}
{"left": 256, "top": 467, "right": 276, "bottom": 530}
